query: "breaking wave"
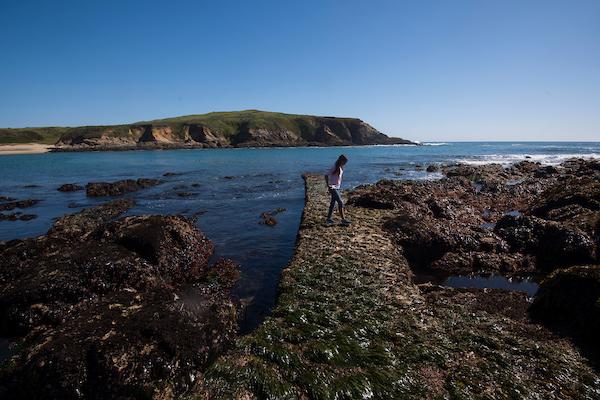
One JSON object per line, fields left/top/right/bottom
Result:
{"left": 456, "top": 153, "right": 600, "bottom": 166}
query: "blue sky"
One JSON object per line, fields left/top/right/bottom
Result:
{"left": 1, "top": 0, "right": 598, "bottom": 141}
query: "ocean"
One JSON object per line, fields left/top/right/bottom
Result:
{"left": 1, "top": 142, "right": 599, "bottom": 331}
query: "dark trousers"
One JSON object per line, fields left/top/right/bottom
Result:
{"left": 327, "top": 188, "right": 343, "bottom": 219}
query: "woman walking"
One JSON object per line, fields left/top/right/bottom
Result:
{"left": 324, "top": 154, "right": 350, "bottom": 226}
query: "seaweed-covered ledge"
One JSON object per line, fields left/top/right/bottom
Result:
{"left": 205, "top": 174, "right": 600, "bottom": 399}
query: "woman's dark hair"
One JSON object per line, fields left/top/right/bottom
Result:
{"left": 334, "top": 154, "right": 348, "bottom": 175}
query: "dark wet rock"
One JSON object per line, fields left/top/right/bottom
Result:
{"left": 0, "top": 196, "right": 15, "bottom": 202}
{"left": 162, "top": 172, "right": 181, "bottom": 177}
{"left": 258, "top": 208, "right": 286, "bottom": 226}
{"left": 423, "top": 285, "right": 532, "bottom": 321}
{"left": 22, "top": 184, "right": 40, "bottom": 188}
{"left": 0, "top": 201, "right": 238, "bottom": 398}
{"left": 100, "top": 215, "right": 214, "bottom": 282}
{"left": 426, "top": 164, "right": 439, "bottom": 172}
{"left": 531, "top": 176, "right": 600, "bottom": 218}
{"left": 429, "top": 251, "right": 532, "bottom": 275}
{"left": 222, "top": 176, "right": 236, "bottom": 180}
{"left": 355, "top": 159, "right": 599, "bottom": 277}
{"left": 442, "top": 163, "right": 503, "bottom": 181}
{"left": 67, "top": 202, "right": 82, "bottom": 208}
{"left": 534, "top": 165, "right": 558, "bottom": 178}
{"left": 48, "top": 199, "right": 135, "bottom": 239}
{"left": 495, "top": 215, "right": 595, "bottom": 271}
{"left": 512, "top": 160, "right": 542, "bottom": 173}
{"left": 1, "top": 286, "right": 236, "bottom": 400}
{"left": 561, "top": 158, "right": 600, "bottom": 176}
{"left": 85, "top": 178, "right": 161, "bottom": 197}
{"left": 426, "top": 198, "right": 455, "bottom": 219}
{"left": 176, "top": 191, "right": 194, "bottom": 197}
{"left": 529, "top": 264, "right": 600, "bottom": 364}
{"left": 347, "top": 180, "right": 399, "bottom": 209}
{"left": 0, "top": 213, "right": 18, "bottom": 221}
{"left": 263, "top": 217, "right": 277, "bottom": 226}
{"left": 259, "top": 211, "right": 277, "bottom": 226}
{"left": 0, "top": 199, "right": 40, "bottom": 212}
{"left": 191, "top": 183, "right": 201, "bottom": 187}
{"left": 0, "top": 213, "right": 35, "bottom": 222}
{"left": 57, "top": 183, "right": 84, "bottom": 192}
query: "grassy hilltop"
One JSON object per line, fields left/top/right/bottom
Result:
{"left": 138, "top": 110, "right": 362, "bottom": 138}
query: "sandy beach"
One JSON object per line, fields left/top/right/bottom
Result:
{"left": 0, "top": 143, "right": 53, "bottom": 155}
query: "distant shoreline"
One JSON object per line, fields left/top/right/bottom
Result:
{"left": 0, "top": 142, "right": 420, "bottom": 155}
{"left": 0, "top": 143, "right": 52, "bottom": 155}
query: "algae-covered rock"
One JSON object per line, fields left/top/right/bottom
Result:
{"left": 57, "top": 183, "right": 83, "bottom": 192}
{"left": 48, "top": 198, "right": 135, "bottom": 239}
{"left": 100, "top": 215, "right": 214, "bottom": 282}
{"left": 85, "top": 178, "right": 161, "bottom": 197}
{"left": 530, "top": 264, "right": 600, "bottom": 361}
{"left": 351, "top": 159, "right": 600, "bottom": 277}
{"left": 205, "top": 173, "right": 600, "bottom": 399}
{"left": 0, "top": 201, "right": 239, "bottom": 399}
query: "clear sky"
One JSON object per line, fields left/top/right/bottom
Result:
{"left": 1, "top": 0, "right": 599, "bottom": 141}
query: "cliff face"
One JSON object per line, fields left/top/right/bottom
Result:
{"left": 6, "top": 110, "right": 415, "bottom": 150}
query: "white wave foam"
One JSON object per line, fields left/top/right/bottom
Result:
{"left": 423, "top": 142, "right": 450, "bottom": 146}
{"left": 457, "top": 153, "right": 600, "bottom": 166}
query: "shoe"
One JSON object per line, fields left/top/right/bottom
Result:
{"left": 326, "top": 219, "right": 334, "bottom": 225}
{"left": 340, "top": 219, "right": 351, "bottom": 226}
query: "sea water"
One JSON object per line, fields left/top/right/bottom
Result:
{"left": 0, "top": 142, "right": 599, "bottom": 331}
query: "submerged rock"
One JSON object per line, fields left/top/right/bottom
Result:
{"left": 0, "top": 199, "right": 40, "bottom": 211}
{"left": 57, "top": 183, "right": 84, "bottom": 192}
{"left": 86, "top": 178, "right": 161, "bottom": 197}
{"left": 259, "top": 208, "right": 286, "bottom": 226}
{"left": 259, "top": 212, "right": 277, "bottom": 226}
{"left": 0, "top": 213, "right": 37, "bottom": 222}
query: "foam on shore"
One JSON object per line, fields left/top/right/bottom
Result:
{"left": 457, "top": 153, "right": 600, "bottom": 166}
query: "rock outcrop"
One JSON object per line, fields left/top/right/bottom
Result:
{"left": 349, "top": 159, "right": 600, "bottom": 277}
{"left": 86, "top": 178, "right": 161, "bottom": 197}
{"left": 0, "top": 200, "right": 239, "bottom": 399}
{"left": 3, "top": 110, "right": 415, "bottom": 151}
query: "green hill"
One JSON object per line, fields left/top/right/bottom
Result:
{"left": 0, "top": 110, "right": 415, "bottom": 149}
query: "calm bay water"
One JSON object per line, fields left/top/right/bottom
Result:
{"left": 1, "top": 142, "right": 599, "bottom": 331}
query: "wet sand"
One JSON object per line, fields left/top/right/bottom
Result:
{"left": 0, "top": 143, "right": 53, "bottom": 155}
